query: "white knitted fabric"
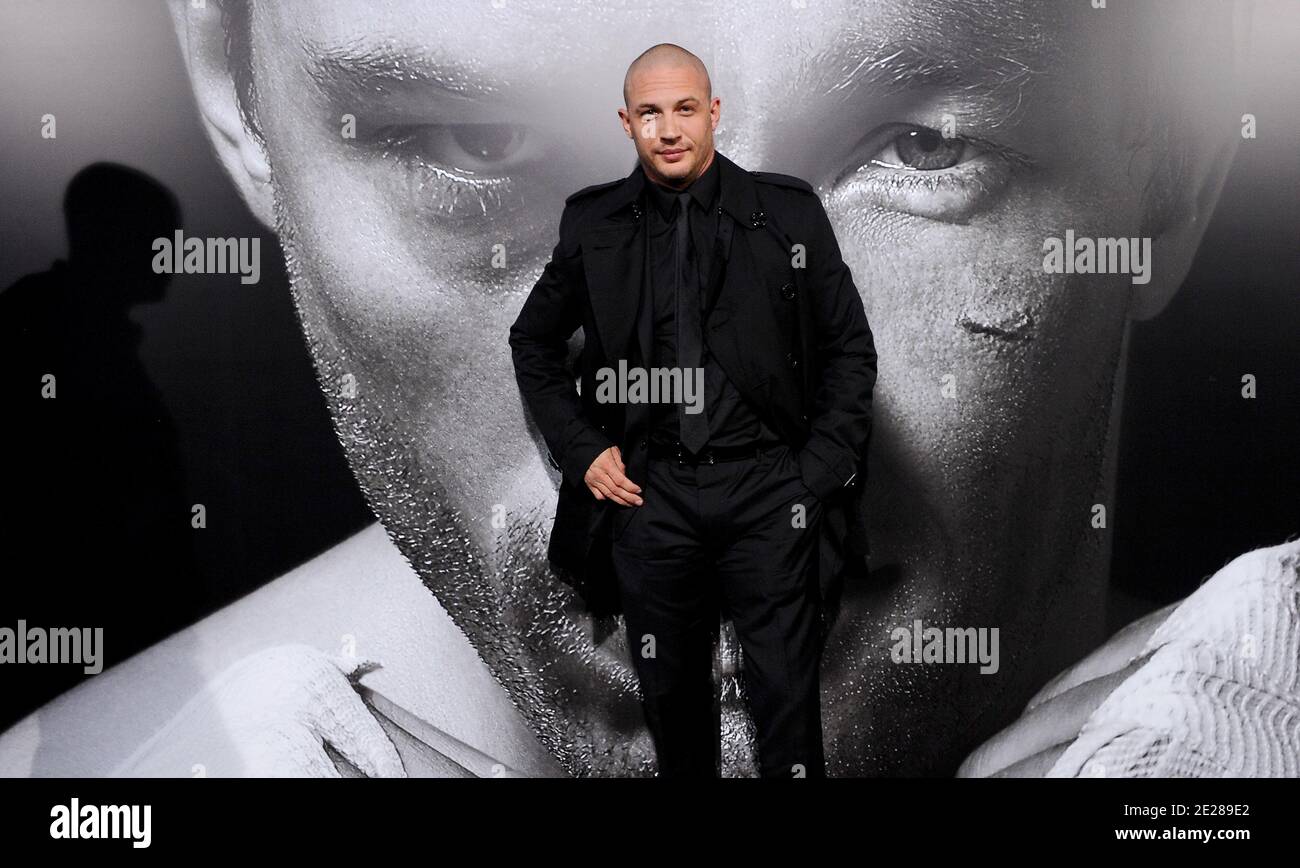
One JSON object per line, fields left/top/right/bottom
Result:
{"left": 110, "top": 644, "right": 406, "bottom": 777}
{"left": 1049, "top": 538, "right": 1300, "bottom": 777}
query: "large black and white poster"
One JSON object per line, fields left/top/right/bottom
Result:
{"left": 0, "top": 0, "right": 1297, "bottom": 834}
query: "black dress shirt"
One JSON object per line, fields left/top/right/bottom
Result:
{"left": 641, "top": 154, "right": 781, "bottom": 450}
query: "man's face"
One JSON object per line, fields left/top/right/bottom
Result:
{"left": 619, "top": 62, "right": 717, "bottom": 187}
{"left": 236, "top": 0, "right": 1198, "bottom": 774}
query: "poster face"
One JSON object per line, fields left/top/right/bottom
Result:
{"left": 0, "top": 0, "right": 1296, "bottom": 797}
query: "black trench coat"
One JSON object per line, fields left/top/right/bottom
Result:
{"left": 509, "top": 151, "right": 877, "bottom": 624}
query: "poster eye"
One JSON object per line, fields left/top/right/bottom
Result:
{"left": 376, "top": 123, "right": 530, "bottom": 171}
{"left": 447, "top": 123, "right": 528, "bottom": 164}
{"left": 831, "top": 123, "right": 1022, "bottom": 222}
{"left": 889, "top": 127, "right": 967, "bottom": 171}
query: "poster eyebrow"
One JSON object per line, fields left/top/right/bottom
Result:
{"left": 806, "top": 28, "right": 1056, "bottom": 131}
{"left": 301, "top": 38, "right": 513, "bottom": 103}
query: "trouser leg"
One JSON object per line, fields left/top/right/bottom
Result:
{"left": 712, "top": 445, "right": 826, "bottom": 778}
{"left": 611, "top": 459, "right": 718, "bottom": 777}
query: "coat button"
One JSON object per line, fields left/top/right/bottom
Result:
{"left": 749, "top": 210, "right": 766, "bottom": 228}
{"left": 780, "top": 282, "right": 796, "bottom": 300}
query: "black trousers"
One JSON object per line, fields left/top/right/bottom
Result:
{"left": 612, "top": 443, "right": 826, "bottom": 778}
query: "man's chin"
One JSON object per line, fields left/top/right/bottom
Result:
{"left": 648, "top": 155, "right": 693, "bottom": 178}
{"left": 348, "top": 451, "right": 662, "bottom": 775}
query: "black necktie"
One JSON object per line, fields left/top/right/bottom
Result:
{"left": 674, "top": 191, "right": 709, "bottom": 453}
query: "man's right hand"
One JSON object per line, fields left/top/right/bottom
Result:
{"left": 584, "top": 446, "right": 643, "bottom": 506}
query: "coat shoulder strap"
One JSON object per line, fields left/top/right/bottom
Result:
{"left": 747, "top": 170, "right": 815, "bottom": 196}
{"left": 565, "top": 177, "right": 623, "bottom": 205}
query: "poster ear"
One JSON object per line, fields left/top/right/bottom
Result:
{"left": 166, "top": 0, "right": 274, "bottom": 230}
{"left": 1128, "top": 134, "right": 1237, "bottom": 323}
{"left": 1130, "top": 0, "right": 1252, "bottom": 322}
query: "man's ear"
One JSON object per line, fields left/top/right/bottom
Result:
{"left": 1128, "top": 131, "right": 1238, "bottom": 322}
{"left": 166, "top": 0, "right": 274, "bottom": 229}
{"left": 1129, "top": 0, "right": 1252, "bottom": 322}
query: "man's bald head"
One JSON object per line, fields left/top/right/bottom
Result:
{"left": 623, "top": 43, "right": 712, "bottom": 107}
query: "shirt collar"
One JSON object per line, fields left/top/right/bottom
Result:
{"left": 645, "top": 152, "right": 721, "bottom": 220}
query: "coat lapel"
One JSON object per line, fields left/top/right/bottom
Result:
{"left": 579, "top": 152, "right": 767, "bottom": 377}
{"left": 579, "top": 162, "right": 646, "bottom": 363}
{"left": 700, "top": 153, "right": 773, "bottom": 396}
{"left": 704, "top": 152, "right": 761, "bottom": 319}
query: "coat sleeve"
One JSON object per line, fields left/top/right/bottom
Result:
{"left": 796, "top": 195, "right": 877, "bottom": 501}
{"left": 508, "top": 203, "right": 613, "bottom": 491}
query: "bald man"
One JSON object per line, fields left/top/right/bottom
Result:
{"left": 509, "top": 43, "right": 876, "bottom": 777}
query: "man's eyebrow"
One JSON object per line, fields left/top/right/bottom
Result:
{"left": 301, "top": 39, "right": 511, "bottom": 103}
{"left": 803, "top": 9, "right": 1059, "bottom": 130}
{"left": 635, "top": 96, "right": 701, "bottom": 112}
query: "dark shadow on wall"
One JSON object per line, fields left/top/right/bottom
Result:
{"left": 0, "top": 163, "right": 372, "bottom": 732}
{"left": 1110, "top": 136, "right": 1300, "bottom": 625}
